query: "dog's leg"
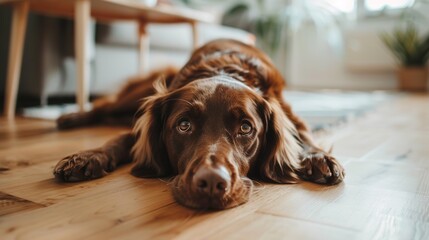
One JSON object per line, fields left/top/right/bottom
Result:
{"left": 53, "top": 133, "right": 135, "bottom": 182}
{"left": 57, "top": 67, "right": 178, "bottom": 129}
{"left": 281, "top": 102, "right": 345, "bottom": 185}
{"left": 56, "top": 80, "right": 152, "bottom": 129}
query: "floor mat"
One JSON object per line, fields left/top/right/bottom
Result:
{"left": 284, "top": 90, "right": 393, "bottom": 132}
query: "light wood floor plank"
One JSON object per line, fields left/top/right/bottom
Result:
{"left": 0, "top": 192, "right": 44, "bottom": 216}
{"left": 258, "top": 184, "right": 429, "bottom": 231}
{"left": 206, "top": 212, "right": 357, "bottom": 240}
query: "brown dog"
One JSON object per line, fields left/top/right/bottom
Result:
{"left": 53, "top": 39, "right": 345, "bottom": 209}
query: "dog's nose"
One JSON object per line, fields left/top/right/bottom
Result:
{"left": 193, "top": 165, "right": 231, "bottom": 196}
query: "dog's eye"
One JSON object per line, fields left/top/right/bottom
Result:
{"left": 240, "top": 121, "right": 252, "bottom": 135}
{"left": 177, "top": 120, "right": 191, "bottom": 133}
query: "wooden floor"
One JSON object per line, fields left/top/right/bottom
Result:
{"left": 1, "top": 94, "right": 429, "bottom": 240}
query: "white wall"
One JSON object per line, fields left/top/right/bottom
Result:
{"left": 287, "top": 18, "right": 428, "bottom": 90}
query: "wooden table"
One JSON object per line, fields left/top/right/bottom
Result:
{"left": 1, "top": 0, "right": 214, "bottom": 119}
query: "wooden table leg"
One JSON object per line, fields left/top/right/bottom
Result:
{"left": 3, "top": 1, "right": 29, "bottom": 119}
{"left": 191, "top": 21, "right": 198, "bottom": 50}
{"left": 75, "top": 0, "right": 91, "bottom": 112}
{"left": 138, "top": 21, "right": 149, "bottom": 74}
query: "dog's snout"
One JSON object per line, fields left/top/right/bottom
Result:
{"left": 193, "top": 166, "right": 231, "bottom": 196}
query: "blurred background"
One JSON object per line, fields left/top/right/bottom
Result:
{"left": 1, "top": 0, "right": 428, "bottom": 112}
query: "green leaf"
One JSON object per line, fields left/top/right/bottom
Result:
{"left": 224, "top": 3, "right": 249, "bottom": 18}
{"left": 380, "top": 24, "right": 429, "bottom": 66}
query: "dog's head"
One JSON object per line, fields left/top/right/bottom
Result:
{"left": 132, "top": 76, "right": 301, "bottom": 209}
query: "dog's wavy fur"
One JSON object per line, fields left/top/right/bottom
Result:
{"left": 131, "top": 78, "right": 171, "bottom": 177}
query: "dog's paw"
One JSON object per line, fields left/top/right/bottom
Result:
{"left": 53, "top": 151, "right": 108, "bottom": 182}
{"left": 301, "top": 152, "right": 345, "bottom": 185}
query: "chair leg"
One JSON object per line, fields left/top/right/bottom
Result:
{"left": 138, "top": 21, "right": 149, "bottom": 74}
{"left": 3, "top": 1, "right": 29, "bottom": 119}
{"left": 191, "top": 21, "right": 198, "bottom": 50}
{"left": 75, "top": 0, "right": 91, "bottom": 112}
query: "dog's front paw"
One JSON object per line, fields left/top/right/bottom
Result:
{"left": 301, "top": 152, "right": 345, "bottom": 185}
{"left": 53, "top": 151, "right": 108, "bottom": 182}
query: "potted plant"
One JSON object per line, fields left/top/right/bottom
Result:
{"left": 381, "top": 25, "right": 429, "bottom": 91}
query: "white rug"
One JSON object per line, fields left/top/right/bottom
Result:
{"left": 284, "top": 90, "right": 393, "bottom": 131}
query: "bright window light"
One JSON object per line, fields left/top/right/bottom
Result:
{"left": 328, "top": 0, "right": 355, "bottom": 13}
{"left": 364, "top": 0, "right": 414, "bottom": 11}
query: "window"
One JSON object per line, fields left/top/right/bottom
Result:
{"left": 329, "top": 0, "right": 417, "bottom": 19}
{"left": 364, "top": 0, "right": 414, "bottom": 11}
{"left": 327, "top": 0, "right": 355, "bottom": 13}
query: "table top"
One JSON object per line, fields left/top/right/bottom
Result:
{"left": 0, "top": 0, "right": 215, "bottom": 23}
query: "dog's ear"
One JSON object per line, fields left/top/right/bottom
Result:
{"left": 131, "top": 79, "right": 173, "bottom": 178}
{"left": 256, "top": 98, "right": 302, "bottom": 183}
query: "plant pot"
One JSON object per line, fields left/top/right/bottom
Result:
{"left": 397, "top": 67, "right": 428, "bottom": 92}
